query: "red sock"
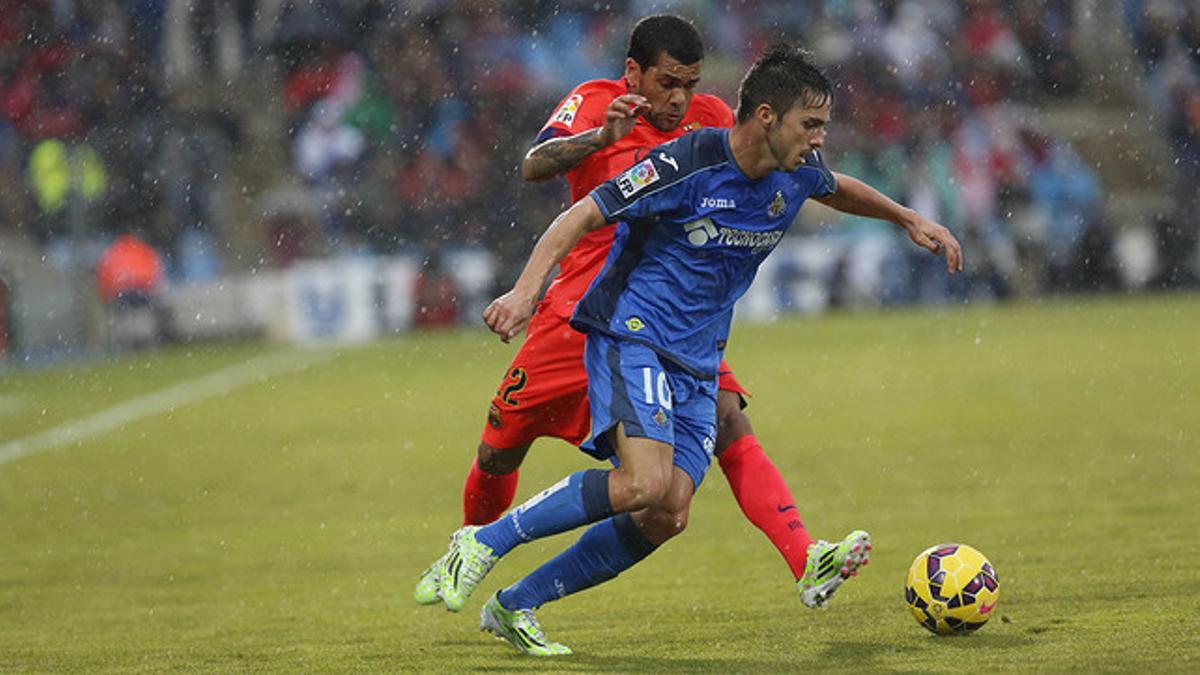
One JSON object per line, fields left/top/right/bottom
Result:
{"left": 462, "top": 458, "right": 519, "bottom": 526}
{"left": 718, "top": 434, "right": 814, "bottom": 580}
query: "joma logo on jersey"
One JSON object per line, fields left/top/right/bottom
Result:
{"left": 552, "top": 94, "right": 582, "bottom": 126}
{"left": 616, "top": 159, "right": 660, "bottom": 198}
{"left": 700, "top": 197, "right": 736, "bottom": 209}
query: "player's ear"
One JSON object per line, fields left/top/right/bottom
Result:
{"left": 756, "top": 103, "right": 776, "bottom": 129}
{"left": 624, "top": 57, "right": 642, "bottom": 90}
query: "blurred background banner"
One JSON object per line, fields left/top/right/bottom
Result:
{"left": 0, "top": 0, "right": 1197, "bottom": 357}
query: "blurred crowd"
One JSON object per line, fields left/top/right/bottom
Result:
{"left": 1124, "top": 0, "right": 1200, "bottom": 286}
{"left": 0, "top": 0, "right": 237, "bottom": 282}
{"left": 1, "top": 0, "right": 1198, "bottom": 314}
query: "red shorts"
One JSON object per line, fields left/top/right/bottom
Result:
{"left": 481, "top": 306, "right": 749, "bottom": 449}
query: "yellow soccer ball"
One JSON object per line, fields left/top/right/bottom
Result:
{"left": 905, "top": 543, "right": 1000, "bottom": 635}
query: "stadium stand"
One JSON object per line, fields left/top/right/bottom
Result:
{"left": 0, "top": 0, "right": 1196, "bottom": 354}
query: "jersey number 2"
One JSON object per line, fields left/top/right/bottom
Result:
{"left": 499, "top": 367, "right": 528, "bottom": 406}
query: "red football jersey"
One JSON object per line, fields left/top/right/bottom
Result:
{"left": 536, "top": 78, "right": 734, "bottom": 319}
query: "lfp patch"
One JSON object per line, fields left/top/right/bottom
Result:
{"left": 616, "top": 159, "right": 660, "bottom": 198}
{"left": 552, "top": 94, "right": 583, "bottom": 126}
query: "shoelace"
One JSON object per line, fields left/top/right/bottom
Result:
{"left": 461, "top": 548, "right": 496, "bottom": 588}
{"left": 517, "top": 610, "right": 547, "bottom": 641}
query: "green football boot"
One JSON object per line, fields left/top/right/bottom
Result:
{"left": 480, "top": 592, "right": 572, "bottom": 656}
{"left": 413, "top": 553, "right": 446, "bottom": 606}
{"left": 438, "top": 525, "right": 499, "bottom": 612}
{"left": 797, "top": 529, "right": 871, "bottom": 608}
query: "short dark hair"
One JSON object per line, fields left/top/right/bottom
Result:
{"left": 736, "top": 44, "right": 832, "bottom": 123}
{"left": 627, "top": 14, "right": 704, "bottom": 70}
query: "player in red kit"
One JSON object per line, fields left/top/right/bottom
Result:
{"left": 416, "top": 15, "right": 864, "bottom": 609}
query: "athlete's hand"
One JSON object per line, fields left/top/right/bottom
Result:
{"left": 903, "top": 211, "right": 964, "bottom": 274}
{"left": 484, "top": 289, "right": 538, "bottom": 343}
{"left": 599, "top": 94, "right": 650, "bottom": 146}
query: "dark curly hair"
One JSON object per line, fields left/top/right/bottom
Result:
{"left": 736, "top": 44, "right": 832, "bottom": 123}
{"left": 627, "top": 14, "right": 704, "bottom": 69}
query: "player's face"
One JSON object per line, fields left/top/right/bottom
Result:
{"left": 765, "top": 99, "right": 831, "bottom": 172}
{"left": 626, "top": 53, "right": 701, "bottom": 132}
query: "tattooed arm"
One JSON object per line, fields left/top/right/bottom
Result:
{"left": 521, "top": 94, "right": 649, "bottom": 181}
{"left": 521, "top": 128, "right": 609, "bottom": 181}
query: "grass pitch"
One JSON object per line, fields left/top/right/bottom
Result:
{"left": 1, "top": 295, "right": 1198, "bottom": 671}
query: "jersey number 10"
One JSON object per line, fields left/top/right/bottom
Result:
{"left": 641, "top": 367, "right": 673, "bottom": 410}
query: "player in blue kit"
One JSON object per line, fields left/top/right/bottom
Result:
{"left": 423, "top": 45, "right": 963, "bottom": 655}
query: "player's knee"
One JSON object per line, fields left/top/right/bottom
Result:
{"left": 638, "top": 507, "right": 689, "bottom": 544}
{"left": 715, "top": 394, "right": 753, "bottom": 451}
{"left": 660, "top": 507, "right": 689, "bottom": 539}
{"left": 621, "top": 470, "right": 672, "bottom": 511}
{"left": 475, "top": 442, "right": 527, "bottom": 475}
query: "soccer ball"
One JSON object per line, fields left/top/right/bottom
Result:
{"left": 904, "top": 543, "right": 1000, "bottom": 635}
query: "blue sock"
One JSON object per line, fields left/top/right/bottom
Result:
{"left": 475, "top": 469, "right": 611, "bottom": 558}
{"left": 496, "top": 513, "right": 658, "bottom": 610}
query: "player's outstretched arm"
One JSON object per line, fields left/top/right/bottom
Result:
{"left": 484, "top": 198, "right": 607, "bottom": 342}
{"left": 521, "top": 95, "right": 649, "bottom": 181}
{"left": 815, "top": 172, "right": 963, "bottom": 273}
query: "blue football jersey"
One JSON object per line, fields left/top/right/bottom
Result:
{"left": 571, "top": 127, "right": 837, "bottom": 379}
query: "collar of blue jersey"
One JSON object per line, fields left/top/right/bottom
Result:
{"left": 720, "top": 128, "right": 754, "bottom": 181}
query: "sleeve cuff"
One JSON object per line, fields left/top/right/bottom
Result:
{"left": 534, "top": 126, "right": 571, "bottom": 145}
{"left": 590, "top": 192, "right": 614, "bottom": 222}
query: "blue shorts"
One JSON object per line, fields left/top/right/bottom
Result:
{"left": 580, "top": 332, "right": 718, "bottom": 491}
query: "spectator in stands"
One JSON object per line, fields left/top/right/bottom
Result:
{"left": 26, "top": 138, "right": 107, "bottom": 245}
{"left": 1011, "top": 0, "right": 1082, "bottom": 96}
{"left": 96, "top": 232, "right": 167, "bottom": 348}
{"left": 1020, "top": 128, "right": 1102, "bottom": 291}
{"left": 413, "top": 248, "right": 459, "bottom": 330}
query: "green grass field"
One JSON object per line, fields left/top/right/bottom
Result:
{"left": 2, "top": 295, "right": 1198, "bottom": 671}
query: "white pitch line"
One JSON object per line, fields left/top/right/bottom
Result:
{"left": 0, "top": 348, "right": 337, "bottom": 466}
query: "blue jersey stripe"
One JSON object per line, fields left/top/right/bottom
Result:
{"left": 602, "top": 163, "right": 727, "bottom": 221}
{"left": 590, "top": 130, "right": 731, "bottom": 223}
{"left": 604, "top": 341, "right": 646, "bottom": 438}
{"left": 570, "top": 221, "right": 654, "bottom": 332}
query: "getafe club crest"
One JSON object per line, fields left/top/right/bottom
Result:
{"left": 653, "top": 408, "right": 669, "bottom": 427}
{"left": 767, "top": 190, "right": 787, "bottom": 218}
